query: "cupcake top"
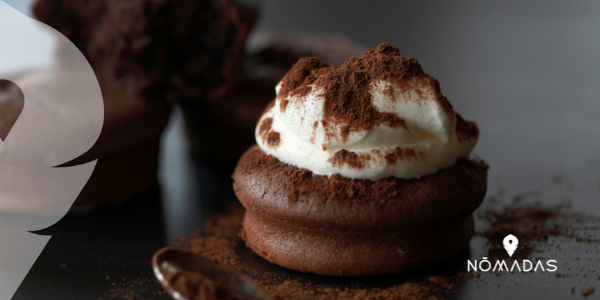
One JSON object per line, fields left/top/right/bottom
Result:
{"left": 256, "top": 43, "right": 479, "bottom": 180}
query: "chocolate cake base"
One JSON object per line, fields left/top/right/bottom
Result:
{"left": 242, "top": 207, "right": 475, "bottom": 276}
{"left": 233, "top": 145, "right": 488, "bottom": 276}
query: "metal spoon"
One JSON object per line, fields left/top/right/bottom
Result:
{"left": 152, "top": 247, "right": 272, "bottom": 300}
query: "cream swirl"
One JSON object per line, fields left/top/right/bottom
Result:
{"left": 255, "top": 43, "right": 479, "bottom": 180}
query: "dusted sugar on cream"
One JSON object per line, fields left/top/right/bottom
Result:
{"left": 256, "top": 43, "right": 479, "bottom": 180}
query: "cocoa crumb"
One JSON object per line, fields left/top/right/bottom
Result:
{"left": 582, "top": 286, "right": 595, "bottom": 296}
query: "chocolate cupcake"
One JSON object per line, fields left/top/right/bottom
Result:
{"left": 233, "top": 43, "right": 488, "bottom": 276}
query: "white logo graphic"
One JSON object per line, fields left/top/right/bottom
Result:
{"left": 503, "top": 234, "right": 519, "bottom": 257}
{"left": 0, "top": 2, "right": 103, "bottom": 299}
{"left": 468, "top": 233, "right": 558, "bottom": 273}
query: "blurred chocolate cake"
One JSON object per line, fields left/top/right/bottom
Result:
{"left": 88, "top": 0, "right": 257, "bottom": 101}
{"left": 29, "top": 0, "right": 257, "bottom": 209}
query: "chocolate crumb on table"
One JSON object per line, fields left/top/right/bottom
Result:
{"left": 481, "top": 206, "right": 560, "bottom": 260}
{"left": 582, "top": 286, "right": 595, "bottom": 296}
{"left": 169, "top": 189, "right": 600, "bottom": 298}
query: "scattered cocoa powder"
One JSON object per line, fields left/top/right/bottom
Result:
{"left": 478, "top": 188, "right": 600, "bottom": 280}
{"left": 259, "top": 273, "right": 473, "bottom": 300}
{"left": 481, "top": 206, "right": 560, "bottom": 260}
{"left": 170, "top": 181, "right": 600, "bottom": 299}
{"left": 175, "top": 204, "right": 245, "bottom": 269}
{"left": 165, "top": 270, "right": 239, "bottom": 300}
{"left": 100, "top": 276, "right": 166, "bottom": 300}
{"left": 582, "top": 286, "right": 595, "bottom": 296}
{"left": 175, "top": 203, "right": 473, "bottom": 300}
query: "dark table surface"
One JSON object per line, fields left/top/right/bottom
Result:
{"left": 10, "top": 1, "right": 600, "bottom": 299}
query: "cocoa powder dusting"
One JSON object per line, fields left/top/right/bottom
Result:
{"left": 277, "top": 57, "right": 328, "bottom": 99}
{"left": 279, "top": 99, "right": 289, "bottom": 113}
{"left": 384, "top": 146, "right": 426, "bottom": 165}
{"left": 328, "top": 147, "right": 426, "bottom": 171}
{"left": 266, "top": 131, "right": 280, "bottom": 148}
{"left": 328, "top": 150, "right": 371, "bottom": 170}
{"left": 258, "top": 118, "right": 273, "bottom": 139}
{"left": 258, "top": 117, "right": 281, "bottom": 149}
{"left": 276, "top": 43, "right": 454, "bottom": 148}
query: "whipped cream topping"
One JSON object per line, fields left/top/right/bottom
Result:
{"left": 255, "top": 43, "right": 479, "bottom": 180}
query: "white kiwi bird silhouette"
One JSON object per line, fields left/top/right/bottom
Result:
{"left": 0, "top": 2, "right": 103, "bottom": 299}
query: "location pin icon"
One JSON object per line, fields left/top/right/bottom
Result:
{"left": 0, "top": 80, "right": 24, "bottom": 142}
{"left": 503, "top": 234, "right": 519, "bottom": 257}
